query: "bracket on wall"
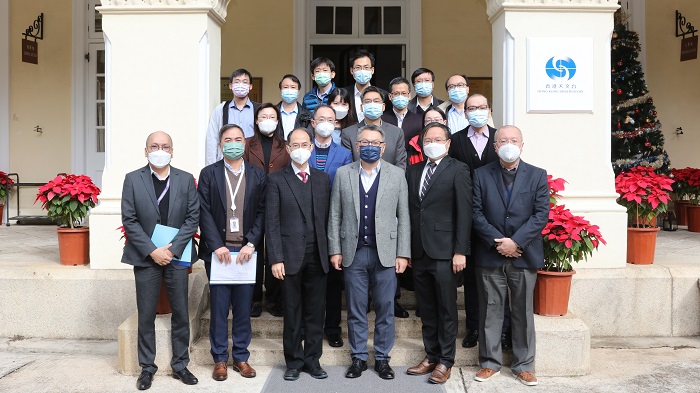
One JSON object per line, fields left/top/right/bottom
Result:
{"left": 23, "top": 13, "right": 44, "bottom": 41}
{"left": 676, "top": 10, "right": 697, "bottom": 38}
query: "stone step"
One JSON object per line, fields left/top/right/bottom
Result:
{"left": 200, "top": 310, "right": 471, "bottom": 339}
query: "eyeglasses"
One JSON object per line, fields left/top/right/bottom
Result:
{"left": 447, "top": 83, "right": 468, "bottom": 91}
{"left": 423, "top": 138, "right": 447, "bottom": 144}
{"left": 497, "top": 139, "right": 520, "bottom": 145}
{"left": 358, "top": 140, "right": 384, "bottom": 147}
{"left": 414, "top": 78, "right": 432, "bottom": 84}
{"left": 352, "top": 66, "right": 372, "bottom": 71}
{"left": 362, "top": 99, "right": 383, "bottom": 105}
{"left": 466, "top": 105, "right": 489, "bottom": 112}
{"left": 391, "top": 92, "right": 410, "bottom": 97}
{"left": 231, "top": 79, "right": 250, "bottom": 85}
{"left": 314, "top": 117, "right": 334, "bottom": 123}
{"left": 258, "top": 115, "right": 277, "bottom": 121}
{"left": 148, "top": 144, "right": 171, "bottom": 153}
{"left": 289, "top": 143, "right": 311, "bottom": 149}
{"left": 424, "top": 118, "right": 444, "bottom": 125}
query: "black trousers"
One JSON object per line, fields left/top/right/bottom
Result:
{"left": 413, "top": 255, "right": 458, "bottom": 367}
{"left": 282, "top": 250, "right": 327, "bottom": 370}
{"left": 253, "top": 238, "right": 282, "bottom": 306}
{"left": 324, "top": 267, "right": 343, "bottom": 336}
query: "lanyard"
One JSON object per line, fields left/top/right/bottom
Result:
{"left": 224, "top": 164, "right": 245, "bottom": 214}
{"left": 157, "top": 179, "right": 170, "bottom": 205}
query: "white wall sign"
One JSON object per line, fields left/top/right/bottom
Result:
{"left": 527, "top": 37, "right": 594, "bottom": 113}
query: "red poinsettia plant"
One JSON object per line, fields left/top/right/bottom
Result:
{"left": 35, "top": 174, "right": 101, "bottom": 229}
{"left": 615, "top": 166, "right": 674, "bottom": 226}
{"left": 0, "top": 171, "right": 14, "bottom": 201}
{"left": 542, "top": 175, "right": 606, "bottom": 272}
{"left": 670, "top": 167, "right": 700, "bottom": 205}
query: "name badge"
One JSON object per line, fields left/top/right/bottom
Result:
{"left": 229, "top": 217, "right": 240, "bottom": 233}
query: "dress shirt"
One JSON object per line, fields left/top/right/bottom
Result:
{"left": 447, "top": 105, "right": 468, "bottom": 134}
{"left": 467, "top": 126, "right": 490, "bottom": 159}
{"left": 354, "top": 85, "right": 364, "bottom": 122}
{"left": 205, "top": 98, "right": 255, "bottom": 165}
{"left": 393, "top": 108, "right": 407, "bottom": 128}
{"left": 418, "top": 156, "right": 444, "bottom": 198}
{"left": 292, "top": 162, "right": 311, "bottom": 182}
{"left": 149, "top": 166, "right": 170, "bottom": 181}
{"left": 314, "top": 138, "right": 331, "bottom": 149}
{"left": 223, "top": 160, "right": 244, "bottom": 176}
{"left": 281, "top": 103, "right": 299, "bottom": 139}
{"left": 359, "top": 161, "right": 381, "bottom": 192}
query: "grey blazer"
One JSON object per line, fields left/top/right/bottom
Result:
{"left": 340, "top": 120, "right": 408, "bottom": 170}
{"left": 121, "top": 165, "right": 200, "bottom": 268}
{"left": 328, "top": 160, "right": 411, "bottom": 268}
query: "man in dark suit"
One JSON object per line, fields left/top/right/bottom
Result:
{"left": 121, "top": 131, "right": 200, "bottom": 390}
{"left": 266, "top": 127, "right": 331, "bottom": 381}
{"left": 408, "top": 67, "right": 444, "bottom": 116}
{"left": 471, "top": 125, "right": 549, "bottom": 387}
{"left": 197, "top": 124, "right": 266, "bottom": 382}
{"left": 382, "top": 77, "right": 424, "bottom": 166}
{"left": 277, "top": 74, "right": 312, "bottom": 139}
{"left": 405, "top": 123, "right": 472, "bottom": 384}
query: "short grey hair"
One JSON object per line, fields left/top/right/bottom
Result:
{"left": 357, "top": 124, "right": 384, "bottom": 142}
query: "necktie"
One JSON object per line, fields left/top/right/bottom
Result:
{"left": 299, "top": 171, "right": 308, "bottom": 183}
{"left": 420, "top": 162, "right": 436, "bottom": 201}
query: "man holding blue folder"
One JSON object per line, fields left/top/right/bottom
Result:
{"left": 121, "top": 131, "right": 200, "bottom": 390}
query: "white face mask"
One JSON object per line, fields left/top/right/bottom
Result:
{"left": 147, "top": 150, "right": 171, "bottom": 168}
{"left": 497, "top": 143, "right": 521, "bottom": 163}
{"left": 258, "top": 119, "right": 278, "bottom": 135}
{"left": 290, "top": 148, "right": 311, "bottom": 165}
{"left": 423, "top": 142, "right": 448, "bottom": 160}
{"left": 315, "top": 121, "right": 335, "bottom": 138}
{"left": 332, "top": 105, "right": 349, "bottom": 120}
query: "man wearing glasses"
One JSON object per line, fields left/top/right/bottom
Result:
{"left": 328, "top": 125, "right": 411, "bottom": 380}
{"left": 342, "top": 49, "right": 389, "bottom": 122}
{"left": 408, "top": 67, "right": 444, "bottom": 115}
{"left": 438, "top": 74, "right": 470, "bottom": 134}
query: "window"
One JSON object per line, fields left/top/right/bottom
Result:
{"left": 310, "top": 1, "right": 405, "bottom": 38}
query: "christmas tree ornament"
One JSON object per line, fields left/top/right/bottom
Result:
{"left": 617, "top": 89, "right": 623, "bottom": 95}
{"left": 617, "top": 61, "right": 623, "bottom": 66}
{"left": 617, "top": 120, "right": 621, "bottom": 130}
{"left": 612, "top": 68, "right": 616, "bottom": 72}
{"left": 635, "top": 108, "right": 640, "bottom": 114}
{"left": 645, "top": 142, "right": 651, "bottom": 147}
{"left": 653, "top": 111, "right": 657, "bottom": 115}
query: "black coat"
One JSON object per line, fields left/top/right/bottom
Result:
{"left": 448, "top": 125, "right": 499, "bottom": 177}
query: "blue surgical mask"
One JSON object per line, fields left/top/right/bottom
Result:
{"left": 362, "top": 103, "right": 383, "bottom": 120}
{"left": 281, "top": 89, "right": 299, "bottom": 104}
{"left": 415, "top": 82, "right": 433, "bottom": 98}
{"left": 467, "top": 109, "right": 489, "bottom": 128}
{"left": 359, "top": 145, "right": 381, "bottom": 163}
{"left": 391, "top": 96, "right": 409, "bottom": 110}
{"left": 353, "top": 70, "right": 372, "bottom": 85}
{"left": 448, "top": 87, "right": 467, "bottom": 104}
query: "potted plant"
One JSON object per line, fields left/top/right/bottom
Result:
{"left": 615, "top": 166, "right": 674, "bottom": 264}
{"left": 35, "top": 174, "right": 101, "bottom": 265}
{"left": 670, "top": 167, "right": 700, "bottom": 231}
{"left": 535, "top": 175, "right": 606, "bottom": 316}
{"left": 0, "top": 171, "right": 14, "bottom": 224}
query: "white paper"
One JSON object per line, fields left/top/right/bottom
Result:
{"left": 210, "top": 251, "right": 257, "bottom": 285}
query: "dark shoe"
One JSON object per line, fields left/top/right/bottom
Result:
{"left": 212, "top": 361, "right": 227, "bottom": 381}
{"left": 251, "top": 302, "right": 262, "bottom": 318}
{"left": 415, "top": 307, "right": 421, "bottom": 318}
{"left": 374, "top": 360, "right": 395, "bottom": 380}
{"left": 303, "top": 366, "right": 328, "bottom": 379}
{"left": 283, "top": 368, "right": 301, "bottom": 381}
{"left": 406, "top": 357, "right": 436, "bottom": 375}
{"left": 233, "top": 361, "right": 256, "bottom": 378}
{"left": 394, "top": 302, "right": 409, "bottom": 318}
{"left": 501, "top": 333, "right": 512, "bottom": 350}
{"left": 267, "top": 304, "right": 284, "bottom": 317}
{"left": 428, "top": 364, "right": 451, "bottom": 384}
{"left": 136, "top": 370, "right": 153, "bottom": 390}
{"left": 327, "top": 334, "right": 343, "bottom": 347}
{"left": 172, "top": 367, "right": 198, "bottom": 385}
{"left": 462, "top": 329, "right": 479, "bottom": 348}
{"left": 345, "top": 358, "right": 367, "bottom": 378}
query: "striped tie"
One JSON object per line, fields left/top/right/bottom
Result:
{"left": 420, "top": 162, "right": 437, "bottom": 201}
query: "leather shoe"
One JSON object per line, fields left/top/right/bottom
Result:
{"left": 303, "top": 365, "right": 328, "bottom": 379}
{"left": 283, "top": 368, "right": 301, "bottom": 381}
{"left": 374, "top": 360, "right": 395, "bottom": 380}
{"left": 268, "top": 304, "right": 284, "bottom": 317}
{"left": 394, "top": 302, "right": 409, "bottom": 318}
{"left": 501, "top": 332, "right": 513, "bottom": 350}
{"left": 428, "top": 364, "right": 451, "bottom": 384}
{"left": 327, "top": 334, "right": 343, "bottom": 347}
{"left": 415, "top": 307, "right": 421, "bottom": 318}
{"left": 462, "top": 329, "right": 479, "bottom": 348}
{"left": 172, "top": 367, "right": 198, "bottom": 385}
{"left": 251, "top": 302, "right": 262, "bottom": 318}
{"left": 345, "top": 358, "right": 367, "bottom": 378}
{"left": 233, "top": 361, "right": 256, "bottom": 378}
{"left": 406, "top": 357, "right": 437, "bottom": 375}
{"left": 212, "top": 361, "right": 227, "bottom": 381}
{"left": 136, "top": 370, "right": 153, "bottom": 390}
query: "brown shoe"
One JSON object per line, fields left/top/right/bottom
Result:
{"left": 428, "top": 364, "right": 451, "bottom": 384}
{"left": 515, "top": 371, "right": 538, "bottom": 386}
{"left": 233, "top": 361, "right": 257, "bottom": 378}
{"left": 474, "top": 367, "right": 500, "bottom": 382}
{"left": 406, "top": 357, "right": 437, "bottom": 375}
{"left": 212, "top": 361, "right": 227, "bottom": 381}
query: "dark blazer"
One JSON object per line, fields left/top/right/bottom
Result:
{"left": 265, "top": 165, "right": 331, "bottom": 275}
{"left": 382, "top": 109, "right": 423, "bottom": 158}
{"left": 277, "top": 100, "right": 312, "bottom": 131}
{"left": 449, "top": 125, "right": 499, "bottom": 176}
{"left": 407, "top": 96, "right": 444, "bottom": 114}
{"left": 244, "top": 135, "right": 291, "bottom": 174}
{"left": 471, "top": 160, "right": 550, "bottom": 269}
{"left": 309, "top": 142, "right": 353, "bottom": 189}
{"left": 121, "top": 165, "right": 200, "bottom": 268}
{"left": 340, "top": 120, "right": 407, "bottom": 170}
{"left": 197, "top": 160, "right": 267, "bottom": 264}
{"left": 407, "top": 157, "right": 472, "bottom": 260}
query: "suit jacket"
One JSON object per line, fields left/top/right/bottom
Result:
{"left": 265, "top": 165, "right": 331, "bottom": 275}
{"left": 340, "top": 120, "right": 407, "bottom": 170}
{"left": 341, "top": 84, "right": 391, "bottom": 108}
{"left": 471, "top": 160, "right": 550, "bottom": 269}
{"left": 197, "top": 160, "right": 267, "bottom": 263}
{"left": 449, "top": 125, "right": 499, "bottom": 177}
{"left": 407, "top": 95, "right": 444, "bottom": 114}
{"left": 406, "top": 157, "right": 472, "bottom": 260}
{"left": 382, "top": 109, "right": 423, "bottom": 159}
{"left": 121, "top": 165, "right": 200, "bottom": 268}
{"left": 244, "top": 135, "right": 290, "bottom": 174}
{"left": 328, "top": 160, "right": 411, "bottom": 268}
{"left": 309, "top": 141, "right": 353, "bottom": 189}
{"left": 277, "top": 100, "right": 312, "bottom": 131}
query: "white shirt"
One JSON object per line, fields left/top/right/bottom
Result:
{"left": 292, "top": 162, "right": 311, "bottom": 182}
{"left": 419, "top": 157, "right": 444, "bottom": 198}
{"left": 447, "top": 106, "right": 468, "bottom": 134}
{"left": 354, "top": 85, "right": 364, "bottom": 122}
{"left": 149, "top": 166, "right": 170, "bottom": 181}
{"left": 359, "top": 161, "right": 381, "bottom": 193}
{"left": 393, "top": 108, "right": 406, "bottom": 128}
{"left": 280, "top": 103, "right": 299, "bottom": 140}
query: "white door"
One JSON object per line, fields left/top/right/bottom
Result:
{"left": 86, "top": 43, "right": 105, "bottom": 187}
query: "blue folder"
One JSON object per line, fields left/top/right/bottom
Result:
{"left": 151, "top": 224, "right": 193, "bottom": 267}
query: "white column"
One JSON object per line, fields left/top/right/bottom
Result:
{"left": 487, "top": 0, "right": 627, "bottom": 268}
{"left": 89, "top": 0, "right": 230, "bottom": 269}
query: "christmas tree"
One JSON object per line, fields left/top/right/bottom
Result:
{"left": 610, "top": 13, "right": 670, "bottom": 174}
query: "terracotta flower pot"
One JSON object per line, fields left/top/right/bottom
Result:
{"left": 626, "top": 226, "right": 660, "bottom": 264}
{"left": 675, "top": 200, "right": 690, "bottom": 226}
{"left": 534, "top": 270, "right": 575, "bottom": 317}
{"left": 56, "top": 227, "right": 90, "bottom": 266}
{"left": 687, "top": 205, "right": 700, "bottom": 233}
{"left": 0, "top": 204, "right": 4, "bottom": 224}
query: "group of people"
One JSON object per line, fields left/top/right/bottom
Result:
{"left": 120, "top": 49, "right": 550, "bottom": 391}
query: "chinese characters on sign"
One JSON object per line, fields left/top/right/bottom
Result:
{"left": 680, "top": 36, "right": 698, "bottom": 62}
{"left": 22, "top": 39, "right": 38, "bottom": 64}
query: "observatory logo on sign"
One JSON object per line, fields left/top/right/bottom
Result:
{"left": 539, "top": 56, "right": 582, "bottom": 93}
